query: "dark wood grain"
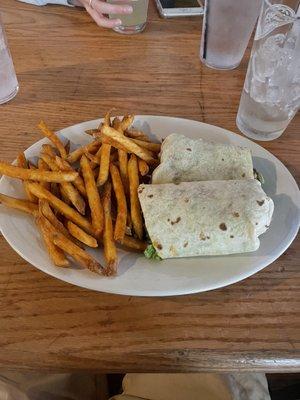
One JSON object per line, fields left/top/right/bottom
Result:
{"left": 0, "top": 0, "right": 299, "bottom": 373}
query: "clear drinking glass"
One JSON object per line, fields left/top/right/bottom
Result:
{"left": 200, "top": 0, "right": 262, "bottom": 70}
{"left": 236, "top": 0, "right": 300, "bottom": 141}
{"left": 108, "top": 0, "right": 149, "bottom": 34}
{"left": 0, "top": 15, "right": 19, "bottom": 105}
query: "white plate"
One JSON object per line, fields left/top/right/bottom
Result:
{"left": 0, "top": 117, "right": 299, "bottom": 296}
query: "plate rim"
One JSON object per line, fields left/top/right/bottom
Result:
{"left": 0, "top": 115, "right": 299, "bottom": 296}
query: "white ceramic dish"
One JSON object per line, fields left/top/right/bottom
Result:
{"left": 0, "top": 116, "right": 299, "bottom": 296}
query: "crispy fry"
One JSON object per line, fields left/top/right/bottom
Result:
{"left": 66, "top": 140, "right": 101, "bottom": 164}
{"left": 110, "top": 163, "right": 127, "bottom": 242}
{"left": 55, "top": 156, "right": 86, "bottom": 197}
{"left": 16, "top": 152, "right": 27, "bottom": 168}
{"left": 36, "top": 218, "right": 69, "bottom": 267}
{"left": 101, "top": 135, "right": 129, "bottom": 152}
{"left": 85, "top": 128, "right": 100, "bottom": 136}
{"left": 27, "top": 182, "right": 94, "bottom": 234}
{"left": 131, "top": 139, "right": 161, "bottom": 153}
{"left": 53, "top": 232, "right": 103, "bottom": 274}
{"left": 38, "top": 158, "right": 51, "bottom": 190}
{"left": 36, "top": 215, "right": 69, "bottom": 267}
{"left": 0, "top": 161, "right": 77, "bottom": 183}
{"left": 103, "top": 181, "right": 118, "bottom": 276}
{"left": 84, "top": 151, "right": 100, "bottom": 165}
{"left": 39, "top": 215, "right": 102, "bottom": 274}
{"left": 97, "top": 143, "right": 111, "bottom": 186}
{"left": 80, "top": 155, "right": 103, "bottom": 237}
{"left": 16, "top": 152, "right": 38, "bottom": 203}
{"left": 0, "top": 193, "right": 38, "bottom": 215}
{"left": 38, "top": 121, "right": 67, "bottom": 159}
{"left": 101, "top": 125, "right": 154, "bottom": 163}
{"left": 120, "top": 114, "right": 134, "bottom": 131}
{"left": 128, "top": 154, "right": 143, "bottom": 240}
{"left": 39, "top": 200, "right": 72, "bottom": 239}
{"left": 40, "top": 153, "right": 86, "bottom": 215}
{"left": 125, "top": 128, "right": 150, "bottom": 142}
{"left": 103, "top": 108, "right": 115, "bottom": 127}
{"left": 41, "top": 144, "right": 57, "bottom": 158}
{"left": 121, "top": 235, "right": 147, "bottom": 252}
{"left": 67, "top": 221, "right": 98, "bottom": 248}
{"left": 138, "top": 158, "right": 149, "bottom": 176}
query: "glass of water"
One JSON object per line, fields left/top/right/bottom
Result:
{"left": 236, "top": 0, "right": 300, "bottom": 141}
{"left": 108, "top": 0, "right": 149, "bottom": 34}
{"left": 200, "top": 0, "right": 262, "bottom": 70}
{"left": 0, "top": 15, "right": 19, "bottom": 105}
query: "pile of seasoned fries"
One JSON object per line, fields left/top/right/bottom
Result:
{"left": 0, "top": 111, "right": 161, "bottom": 276}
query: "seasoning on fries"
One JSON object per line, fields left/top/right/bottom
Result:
{"left": 0, "top": 110, "right": 161, "bottom": 276}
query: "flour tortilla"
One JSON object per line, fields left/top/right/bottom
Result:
{"left": 152, "top": 134, "right": 254, "bottom": 184}
{"left": 138, "top": 180, "right": 274, "bottom": 259}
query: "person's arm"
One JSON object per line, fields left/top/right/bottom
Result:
{"left": 17, "top": 0, "right": 133, "bottom": 28}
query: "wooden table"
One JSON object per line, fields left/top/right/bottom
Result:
{"left": 0, "top": 0, "right": 299, "bottom": 373}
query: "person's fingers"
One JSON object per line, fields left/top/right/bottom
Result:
{"left": 93, "top": 0, "right": 133, "bottom": 15}
{"left": 86, "top": 5, "right": 122, "bottom": 28}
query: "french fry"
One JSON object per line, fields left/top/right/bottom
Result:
{"left": 101, "top": 135, "right": 129, "bottom": 153}
{"left": 125, "top": 128, "right": 150, "bottom": 142}
{"left": 138, "top": 158, "right": 149, "bottom": 176}
{"left": 131, "top": 139, "right": 161, "bottom": 153}
{"left": 66, "top": 140, "right": 101, "bottom": 164}
{"left": 0, "top": 193, "right": 38, "bottom": 215}
{"left": 84, "top": 151, "right": 100, "bottom": 165}
{"left": 121, "top": 235, "right": 147, "bottom": 252}
{"left": 97, "top": 143, "right": 111, "bottom": 186}
{"left": 0, "top": 161, "right": 77, "bottom": 183}
{"left": 110, "top": 163, "right": 127, "bottom": 243}
{"left": 38, "top": 121, "right": 67, "bottom": 159}
{"left": 53, "top": 232, "right": 103, "bottom": 274}
{"left": 36, "top": 215, "right": 69, "bottom": 267}
{"left": 101, "top": 125, "right": 155, "bottom": 163}
{"left": 128, "top": 154, "right": 143, "bottom": 240}
{"left": 16, "top": 152, "right": 38, "bottom": 203}
{"left": 111, "top": 118, "right": 130, "bottom": 195}
{"left": 40, "top": 153, "right": 86, "bottom": 215}
{"left": 38, "top": 158, "right": 51, "bottom": 190}
{"left": 38, "top": 215, "right": 102, "bottom": 274}
{"left": 103, "top": 108, "right": 115, "bottom": 127}
{"left": 27, "top": 182, "right": 94, "bottom": 234}
{"left": 103, "top": 181, "right": 118, "bottom": 276}
{"left": 59, "top": 185, "right": 71, "bottom": 205}
{"left": 85, "top": 128, "right": 100, "bottom": 136}
{"left": 119, "top": 114, "right": 134, "bottom": 131}
{"left": 55, "top": 156, "right": 86, "bottom": 197}
{"left": 39, "top": 200, "right": 72, "bottom": 240}
{"left": 67, "top": 221, "right": 98, "bottom": 248}
{"left": 80, "top": 155, "right": 103, "bottom": 237}
{"left": 41, "top": 144, "right": 57, "bottom": 158}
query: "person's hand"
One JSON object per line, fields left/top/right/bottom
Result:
{"left": 73, "top": 0, "right": 133, "bottom": 28}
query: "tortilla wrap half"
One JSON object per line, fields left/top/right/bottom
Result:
{"left": 138, "top": 180, "right": 274, "bottom": 259}
{"left": 152, "top": 134, "right": 254, "bottom": 184}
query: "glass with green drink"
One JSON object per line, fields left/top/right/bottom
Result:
{"left": 108, "top": 0, "right": 149, "bottom": 34}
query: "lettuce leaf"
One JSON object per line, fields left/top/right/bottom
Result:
{"left": 144, "top": 244, "right": 162, "bottom": 261}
